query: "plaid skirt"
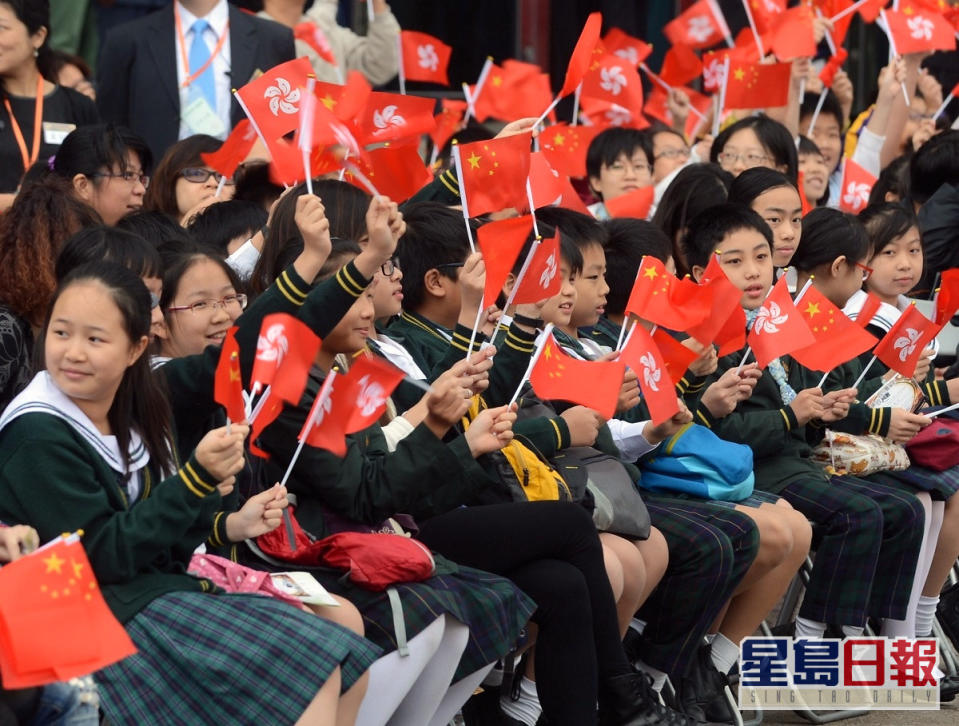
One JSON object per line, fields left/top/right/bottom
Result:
{"left": 868, "top": 464, "right": 959, "bottom": 501}
{"left": 315, "top": 561, "right": 535, "bottom": 682}
{"left": 94, "top": 591, "right": 381, "bottom": 725}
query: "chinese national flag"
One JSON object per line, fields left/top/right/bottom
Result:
{"left": 530, "top": 333, "right": 626, "bottom": 420}
{"left": 581, "top": 55, "right": 645, "bottom": 119}
{"left": 214, "top": 327, "right": 247, "bottom": 423}
{"left": 819, "top": 48, "right": 849, "bottom": 88}
{"left": 540, "top": 123, "right": 603, "bottom": 179}
{"left": 294, "top": 21, "right": 337, "bottom": 66}
{"left": 455, "top": 132, "right": 532, "bottom": 217}
{"left": 854, "top": 291, "right": 883, "bottom": 328}
{"left": 355, "top": 91, "right": 436, "bottom": 146}
{"left": 620, "top": 324, "right": 681, "bottom": 425}
{"left": 746, "top": 277, "right": 816, "bottom": 369}
{"left": 0, "top": 537, "right": 136, "bottom": 688}
{"left": 788, "top": 286, "right": 878, "bottom": 373}
{"left": 838, "top": 159, "right": 877, "bottom": 214}
{"left": 625, "top": 256, "right": 711, "bottom": 332}
{"left": 750, "top": 0, "right": 787, "bottom": 34}
{"left": 345, "top": 143, "right": 433, "bottom": 203}
{"left": 604, "top": 186, "right": 655, "bottom": 220}
{"left": 430, "top": 98, "right": 468, "bottom": 149}
{"left": 644, "top": 85, "right": 712, "bottom": 139}
{"left": 815, "top": 0, "right": 855, "bottom": 44}
{"left": 560, "top": 12, "right": 604, "bottom": 97}
{"left": 686, "top": 254, "right": 746, "bottom": 350}
{"left": 935, "top": 269, "right": 959, "bottom": 327}
{"left": 400, "top": 30, "right": 452, "bottom": 85}
{"left": 857, "top": 0, "right": 889, "bottom": 23}
{"left": 702, "top": 46, "right": 753, "bottom": 92}
{"left": 652, "top": 328, "right": 701, "bottom": 382}
{"left": 235, "top": 57, "right": 313, "bottom": 141}
{"left": 883, "top": 7, "right": 956, "bottom": 54}
{"left": 664, "top": 0, "right": 729, "bottom": 50}
{"left": 873, "top": 304, "right": 939, "bottom": 378}
{"left": 310, "top": 72, "right": 373, "bottom": 128}
{"left": 251, "top": 314, "right": 321, "bottom": 403}
{"left": 724, "top": 61, "right": 791, "bottom": 110}
{"left": 201, "top": 120, "right": 257, "bottom": 179}
{"left": 342, "top": 354, "right": 406, "bottom": 434}
{"left": 249, "top": 390, "right": 285, "bottom": 460}
{"left": 660, "top": 44, "right": 704, "bottom": 87}
{"left": 527, "top": 152, "right": 566, "bottom": 210}
{"left": 478, "top": 215, "right": 534, "bottom": 305}
{"left": 497, "top": 61, "right": 555, "bottom": 120}
{"left": 602, "top": 27, "right": 654, "bottom": 66}
{"left": 512, "top": 232, "right": 562, "bottom": 305}
{"left": 769, "top": 6, "right": 818, "bottom": 60}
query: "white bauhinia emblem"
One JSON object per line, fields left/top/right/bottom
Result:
{"left": 703, "top": 58, "right": 726, "bottom": 90}
{"left": 604, "top": 104, "right": 632, "bottom": 126}
{"left": 907, "top": 16, "right": 934, "bottom": 41}
{"left": 373, "top": 105, "right": 407, "bottom": 130}
{"left": 599, "top": 65, "right": 628, "bottom": 96}
{"left": 753, "top": 301, "right": 788, "bottom": 335}
{"left": 842, "top": 181, "right": 870, "bottom": 212}
{"left": 540, "top": 252, "right": 557, "bottom": 289}
{"left": 760, "top": 0, "right": 782, "bottom": 13}
{"left": 894, "top": 328, "right": 922, "bottom": 362}
{"left": 313, "top": 393, "right": 333, "bottom": 425}
{"left": 614, "top": 47, "right": 638, "bottom": 65}
{"left": 264, "top": 77, "right": 300, "bottom": 116}
{"left": 417, "top": 44, "right": 439, "bottom": 71}
{"left": 640, "top": 352, "right": 661, "bottom": 392}
{"left": 355, "top": 375, "right": 387, "bottom": 417}
{"left": 256, "top": 324, "right": 289, "bottom": 367}
{"left": 687, "top": 15, "right": 714, "bottom": 44}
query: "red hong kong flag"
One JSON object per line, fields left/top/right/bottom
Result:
{"left": 0, "top": 536, "right": 136, "bottom": 688}
{"left": 251, "top": 314, "right": 321, "bottom": 402}
{"left": 854, "top": 291, "right": 883, "bottom": 329}
{"left": 294, "top": 21, "right": 337, "bottom": 66}
{"left": 214, "top": 327, "right": 247, "bottom": 423}
{"left": 652, "top": 328, "right": 701, "bottom": 383}
{"left": 560, "top": 12, "right": 603, "bottom": 97}
{"left": 602, "top": 27, "right": 654, "bottom": 66}
{"left": 343, "top": 354, "right": 406, "bottom": 434}
{"left": 873, "top": 304, "right": 940, "bottom": 378}
{"left": 687, "top": 253, "right": 746, "bottom": 350}
{"left": 356, "top": 91, "right": 436, "bottom": 145}
{"left": 838, "top": 159, "right": 877, "bottom": 215}
{"left": 477, "top": 215, "right": 535, "bottom": 305}
{"left": 581, "top": 54, "right": 644, "bottom": 118}
{"left": 430, "top": 98, "right": 468, "bottom": 150}
{"left": 620, "top": 323, "right": 681, "bottom": 425}
{"left": 659, "top": 44, "right": 703, "bottom": 87}
{"left": 400, "top": 30, "right": 452, "bottom": 85}
{"left": 539, "top": 123, "right": 603, "bottom": 179}
{"left": 530, "top": 332, "right": 625, "bottom": 419}
{"left": 664, "top": 0, "right": 730, "bottom": 50}
{"left": 702, "top": 46, "right": 753, "bottom": 92}
{"left": 454, "top": 132, "right": 532, "bottom": 217}
{"left": 201, "top": 120, "right": 257, "bottom": 179}
{"left": 527, "top": 152, "right": 566, "bottom": 210}
{"left": 882, "top": 6, "right": 956, "bottom": 55}
{"left": 935, "top": 268, "right": 959, "bottom": 327}
{"left": 625, "top": 256, "right": 711, "bottom": 332}
{"left": 604, "top": 186, "right": 655, "bottom": 220}
{"left": 746, "top": 277, "right": 816, "bottom": 369}
{"left": 234, "top": 57, "right": 313, "bottom": 142}
{"left": 750, "top": 0, "right": 787, "bottom": 34}
{"left": 512, "top": 232, "right": 562, "bottom": 305}
{"left": 788, "top": 286, "right": 878, "bottom": 373}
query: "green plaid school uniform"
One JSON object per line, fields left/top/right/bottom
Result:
{"left": 95, "top": 591, "right": 380, "bottom": 725}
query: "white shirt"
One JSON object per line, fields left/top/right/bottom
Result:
{"left": 175, "top": 0, "right": 232, "bottom": 141}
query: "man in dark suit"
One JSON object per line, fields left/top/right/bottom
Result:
{"left": 97, "top": 0, "right": 295, "bottom": 161}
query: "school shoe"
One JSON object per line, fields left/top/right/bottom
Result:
{"left": 598, "top": 670, "right": 694, "bottom": 725}
{"left": 938, "top": 581, "right": 959, "bottom": 651}
{"left": 674, "top": 645, "right": 737, "bottom": 725}
{"left": 940, "top": 674, "right": 959, "bottom": 703}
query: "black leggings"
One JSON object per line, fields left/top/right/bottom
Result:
{"left": 418, "top": 501, "right": 630, "bottom": 726}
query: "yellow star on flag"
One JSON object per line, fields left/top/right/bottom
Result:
{"left": 44, "top": 552, "right": 65, "bottom": 574}
{"left": 320, "top": 94, "right": 336, "bottom": 110}
{"left": 734, "top": 67, "right": 746, "bottom": 82}
{"left": 72, "top": 559, "right": 84, "bottom": 579}
{"left": 543, "top": 343, "right": 553, "bottom": 359}
{"left": 491, "top": 75, "right": 503, "bottom": 87}
{"left": 804, "top": 302, "right": 821, "bottom": 318}
{"left": 467, "top": 152, "right": 481, "bottom": 170}
{"left": 553, "top": 133, "right": 565, "bottom": 146}
{"left": 643, "top": 267, "right": 659, "bottom": 281}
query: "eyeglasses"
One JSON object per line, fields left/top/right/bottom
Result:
{"left": 855, "top": 262, "right": 873, "bottom": 281}
{"left": 605, "top": 159, "right": 651, "bottom": 175}
{"left": 180, "top": 167, "right": 235, "bottom": 185}
{"left": 91, "top": 170, "right": 150, "bottom": 187}
{"left": 380, "top": 258, "right": 400, "bottom": 276}
{"left": 435, "top": 262, "right": 465, "bottom": 270}
{"left": 717, "top": 151, "right": 770, "bottom": 167}
{"left": 654, "top": 147, "right": 691, "bottom": 161}
{"left": 167, "top": 294, "right": 248, "bottom": 315}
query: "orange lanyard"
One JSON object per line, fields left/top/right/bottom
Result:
{"left": 174, "top": 5, "right": 229, "bottom": 90}
{"left": 3, "top": 74, "right": 45, "bottom": 172}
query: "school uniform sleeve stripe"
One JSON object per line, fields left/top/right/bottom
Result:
{"left": 179, "top": 468, "right": 207, "bottom": 498}
{"left": 184, "top": 460, "right": 216, "bottom": 493}
{"left": 439, "top": 168, "right": 459, "bottom": 195}
{"left": 336, "top": 265, "right": 367, "bottom": 297}
{"left": 695, "top": 409, "right": 713, "bottom": 429}
{"left": 208, "top": 512, "right": 227, "bottom": 547}
{"left": 779, "top": 407, "right": 797, "bottom": 431}
{"left": 505, "top": 335, "right": 535, "bottom": 354}
{"left": 280, "top": 268, "right": 309, "bottom": 303}
{"left": 924, "top": 381, "right": 947, "bottom": 406}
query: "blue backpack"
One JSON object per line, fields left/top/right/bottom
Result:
{"left": 639, "top": 423, "right": 755, "bottom": 502}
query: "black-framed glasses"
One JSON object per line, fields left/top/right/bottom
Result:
{"left": 435, "top": 262, "right": 465, "bottom": 270}
{"left": 91, "top": 170, "right": 150, "bottom": 187}
{"left": 380, "top": 257, "right": 400, "bottom": 276}
{"left": 167, "top": 294, "right": 248, "bottom": 315}
{"left": 180, "top": 167, "right": 235, "bottom": 186}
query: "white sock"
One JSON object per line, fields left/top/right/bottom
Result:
{"left": 710, "top": 633, "right": 740, "bottom": 674}
{"left": 500, "top": 677, "right": 541, "bottom": 726}
{"left": 916, "top": 596, "right": 940, "bottom": 637}
{"left": 882, "top": 494, "right": 939, "bottom": 639}
{"left": 795, "top": 617, "right": 826, "bottom": 639}
{"left": 636, "top": 660, "right": 668, "bottom": 692}
{"left": 842, "top": 625, "right": 864, "bottom": 637}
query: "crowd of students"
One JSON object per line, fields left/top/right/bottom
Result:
{"left": 3, "top": 0, "right": 959, "bottom": 725}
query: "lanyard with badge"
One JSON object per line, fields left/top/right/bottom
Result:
{"left": 3, "top": 74, "right": 45, "bottom": 172}
{"left": 174, "top": 6, "right": 230, "bottom": 136}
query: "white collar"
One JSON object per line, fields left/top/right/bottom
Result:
{"left": 0, "top": 371, "right": 150, "bottom": 477}
{"left": 176, "top": 0, "right": 229, "bottom": 36}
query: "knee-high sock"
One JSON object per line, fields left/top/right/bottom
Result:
{"left": 428, "top": 663, "right": 496, "bottom": 726}
{"left": 882, "top": 495, "right": 941, "bottom": 638}
{"left": 355, "top": 616, "right": 447, "bottom": 726}
{"left": 388, "top": 615, "right": 470, "bottom": 726}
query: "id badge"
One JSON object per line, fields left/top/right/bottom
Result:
{"left": 182, "top": 97, "right": 226, "bottom": 137}
{"left": 43, "top": 121, "right": 75, "bottom": 146}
